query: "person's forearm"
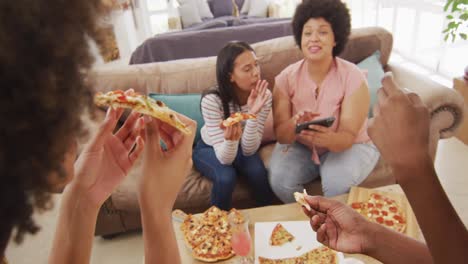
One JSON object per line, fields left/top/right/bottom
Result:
{"left": 327, "top": 131, "right": 354, "bottom": 152}
{"left": 241, "top": 119, "right": 261, "bottom": 156}
{"left": 396, "top": 157, "right": 468, "bottom": 264}
{"left": 139, "top": 198, "right": 181, "bottom": 264}
{"left": 275, "top": 118, "right": 296, "bottom": 144}
{"left": 365, "top": 222, "right": 433, "bottom": 264}
{"left": 49, "top": 184, "right": 100, "bottom": 264}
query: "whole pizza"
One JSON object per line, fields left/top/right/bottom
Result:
{"left": 351, "top": 193, "right": 407, "bottom": 233}
{"left": 180, "top": 206, "right": 245, "bottom": 262}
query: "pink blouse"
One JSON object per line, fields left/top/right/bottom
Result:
{"left": 275, "top": 57, "right": 371, "bottom": 163}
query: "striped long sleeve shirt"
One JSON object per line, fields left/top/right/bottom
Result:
{"left": 200, "top": 92, "right": 272, "bottom": 165}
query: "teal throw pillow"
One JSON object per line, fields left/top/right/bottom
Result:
{"left": 148, "top": 93, "right": 205, "bottom": 144}
{"left": 357, "top": 51, "right": 385, "bottom": 117}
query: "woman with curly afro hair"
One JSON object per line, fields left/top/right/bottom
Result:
{"left": 269, "top": 0, "right": 380, "bottom": 201}
{"left": 0, "top": 0, "right": 196, "bottom": 263}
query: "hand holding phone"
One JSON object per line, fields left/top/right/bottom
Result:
{"left": 295, "top": 117, "right": 335, "bottom": 134}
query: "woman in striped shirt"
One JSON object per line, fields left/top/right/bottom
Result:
{"left": 193, "top": 42, "right": 275, "bottom": 210}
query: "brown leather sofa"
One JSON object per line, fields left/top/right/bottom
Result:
{"left": 89, "top": 27, "right": 465, "bottom": 237}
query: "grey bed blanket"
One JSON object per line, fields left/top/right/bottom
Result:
{"left": 129, "top": 20, "right": 293, "bottom": 64}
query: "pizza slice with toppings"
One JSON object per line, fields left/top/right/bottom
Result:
{"left": 269, "top": 223, "right": 295, "bottom": 246}
{"left": 220, "top": 112, "right": 256, "bottom": 129}
{"left": 94, "top": 90, "right": 191, "bottom": 134}
{"left": 258, "top": 246, "right": 338, "bottom": 264}
{"left": 192, "top": 234, "right": 234, "bottom": 262}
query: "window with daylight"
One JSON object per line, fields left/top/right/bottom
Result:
{"left": 143, "top": 0, "right": 171, "bottom": 35}
{"left": 346, "top": 0, "right": 468, "bottom": 81}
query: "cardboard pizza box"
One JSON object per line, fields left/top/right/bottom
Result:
{"left": 347, "top": 186, "right": 421, "bottom": 239}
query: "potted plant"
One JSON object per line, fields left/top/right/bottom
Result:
{"left": 442, "top": 0, "right": 468, "bottom": 79}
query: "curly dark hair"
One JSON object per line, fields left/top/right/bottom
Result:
{"left": 292, "top": 0, "right": 351, "bottom": 57}
{"left": 0, "top": 0, "right": 105, "bottom": 251}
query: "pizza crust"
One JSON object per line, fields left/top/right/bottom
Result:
{"left": 293, "top": 189, "right": 311, "bottom": 211}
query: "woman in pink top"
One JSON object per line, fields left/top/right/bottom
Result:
{"left": 269, "top": 0, "right": 380, "bottom": 202}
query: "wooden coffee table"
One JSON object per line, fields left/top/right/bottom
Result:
{"left": 173, "top": 184, "right": 423, "bottom": 264}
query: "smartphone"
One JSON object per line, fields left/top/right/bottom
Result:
{"left": 295, "top": 116, "right": 336, "bottom": 134}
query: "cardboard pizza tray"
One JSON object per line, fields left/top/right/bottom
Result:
{"left": 346, "top": 186, "right": 421, "bottom": 239}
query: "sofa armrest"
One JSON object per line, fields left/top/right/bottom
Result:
{"left": 387, "top": 62, "right": 465, "bottom": 140}
{"left": 168, "top": 16, "right": 182, "bottom": 30}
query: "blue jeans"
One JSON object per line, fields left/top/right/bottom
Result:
{"left": 193, "top": 140, "right": 274, "bottom": 210}
{"left": 268, "top": 142, "right": 380, "bottom": 202}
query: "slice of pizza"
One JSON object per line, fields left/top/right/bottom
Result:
{"left": 269, "top": 223, "right": 295, "bottom": 246}
{"left": 94, "top": 90, "right": 191, "bottom": 134}
{"left": 302, "top": 246, "right": 338, "bottom": 263}
{"left": 202, "top": 206, "right": 228, "bottom": 224}
{"left": 192, "top": 234, "right": 235, "bottom": 262}
{"left": 258, "top": 246, "right": 338, "bottom": 264}
{"left": 181, "top": 215, "right": 213, "bottom": 248}
{"left": 228, "top": 208, "right": 245, "bottom": 225}
{"left": 293, "top": 189, "right": 311, "bottom": 211}
{"left": 258, "top": 255, "right": 298, "bottom": 264}
{"left": 219, "top": 112, "right": 256, "bottom": 129}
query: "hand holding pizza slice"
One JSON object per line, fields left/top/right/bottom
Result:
{"left": 294, "top": 189, "right": 311, "bottom": 211}
{"left": 220, "top": 112, "right": 256, "bottom": 129}
{"left": 94, "top": 90, "right": 191, "bottom": 135}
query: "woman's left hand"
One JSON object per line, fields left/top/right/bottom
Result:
{"left": 247, "top": 80, "right": 270, "bottom": 115}
{"left": 72, "top": 105, "right": 146, "bottom": 208}
{"left": 297, "top": 124, "right": 336, "bottom": 149}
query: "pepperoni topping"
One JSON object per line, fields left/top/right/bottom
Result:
{"left": 389, "top": 206, "right": 398, "bottom": 213}
{"left": 393, "top": 215, "right": 406, "bottom": 223}
{"left": 371, "top": 193, "right": 382, "bottom": 200}
{"left": 382, "top": 210, "right": 389, "bottom": 216}
{"left": 376, "top": 203, "right": 383, "bottom": 208}
{"left": 376, "top": 217, "right": 384, "bottom": 224}
{"left": 117, "top": 95, "right": 127, "bottom": 102}
{"left": 367, "top": 202, "right": 375, "bottom": 208}
{"left": 369, "top": 209, "right": 380, "bottom": 215}
{"left": 351, "top": 202, "right": 362, "bottom": 209}
{"left": 385, "top": 220, "right": 395, "bottom": 226}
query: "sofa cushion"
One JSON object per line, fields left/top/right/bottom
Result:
{"left": 248, "top": 0, "right": 269, "bottom": 17}
{"left": 148, "top": 93, "right": 205, "bottom": 143}
{"left": 208, "top": 0, "right": 234, "bottom": 17}
{"left": 197, "top": 0, "right": 214, "bottom": 19}
{"left": 356, "top": 51, "right": 385, "bottom": 117}
{"left": 240, "top": 0, "right": 251, "bottom": 14}
{"left": 184, "top": 19, "right": 228, "bottom": 31}
{"left": 232, "top": 17, "right": 289, "bottom": 26}
{"left": 178, "top": 0, "right": 203, "bottom": 28}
